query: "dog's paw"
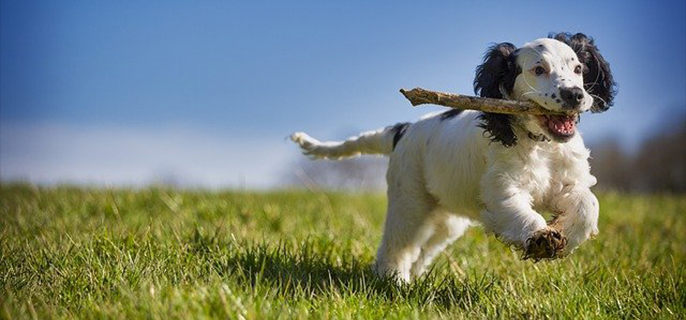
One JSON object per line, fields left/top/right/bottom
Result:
{"left": 523, "top": 228, "right": 567, "bottom": 261}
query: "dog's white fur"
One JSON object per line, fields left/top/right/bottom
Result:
{"left": 291, "top": 38, "right": 601, "bottom": 283}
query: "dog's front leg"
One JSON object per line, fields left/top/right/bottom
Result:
{"left": 480, "top": 174, "right": 566, "bottom": 260}
{"left": 549, "top": 187, "right": 599, "bottom": 254}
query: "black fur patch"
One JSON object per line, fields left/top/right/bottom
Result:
{"left": 473, "top": 42, "right": 520, "bottom": 147}
{"left": 391, "top": 122, "right": 411, "bottom": 150}
{"left": 477, "top": 113, "right": 517, "bottom": 147}
{"left": 474, "top": 42, "right": 520, "bottom": 99}
{"left": 439, "top": 109, "right": 463, "bottom": 121}
{"left": 550, "top": 32, "right": 616, "bottom": 113}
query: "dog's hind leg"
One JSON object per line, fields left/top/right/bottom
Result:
{"left": 374, "top": 194, "right": 436, "bottom": 283}
{"left": 409, "top": 214, "right": 472, "bottom": 279}
{"left": 373, "top": 151, "right": 438, "bottom": 283}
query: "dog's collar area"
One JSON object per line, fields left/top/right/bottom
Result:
{"left": 513, "top": 117, "right": 550, "bottom": 143}
{"left": 527, "top": 131, "right": 550, "bottom": 142}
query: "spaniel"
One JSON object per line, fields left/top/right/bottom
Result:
{"left": 291, "top": 33, "right": 616, "bottom": 283}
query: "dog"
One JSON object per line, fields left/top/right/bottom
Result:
{"left": 291, "top": 33, "right": 615, "bottom": 283}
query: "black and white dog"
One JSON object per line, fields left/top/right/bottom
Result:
{"left": 291, "top": 33, "right": 615, "bottom": 282}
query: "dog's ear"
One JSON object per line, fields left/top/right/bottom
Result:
{"left": 474, "top": 42, "right": 519, "bottom": 99}
{"left": 474, "top": 42, "right": 519, "bottom": 147}
{"left": 552, "top": 33, "right": 616, "bottom": 113}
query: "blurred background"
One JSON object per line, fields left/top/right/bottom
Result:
{"left": 1, "top": 1, "right": 684, "bottom": 192}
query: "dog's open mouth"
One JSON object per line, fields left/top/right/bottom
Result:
{"left": 537, "top": 114, "right": 577, "bottom": 138}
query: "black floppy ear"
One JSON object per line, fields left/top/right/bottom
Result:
{"left": 474, "top": 42, "right": 520, "bottom": 147}
{"left": 552, "top": 33, "right": 616, "bottom": 113}
{"left": 474, "top": 42, "right": 519, "bottom": 99}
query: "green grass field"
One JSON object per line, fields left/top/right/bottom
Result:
{"left": 1, "top": 184, "right": 684, "bottom": 319}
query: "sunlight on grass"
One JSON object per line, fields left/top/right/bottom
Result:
{"left": 1, "top": 185, "right": 684, "bottom": 318}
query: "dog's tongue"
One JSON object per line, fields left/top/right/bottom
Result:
{"left": 547, "top": 115, "right": 576, "bottom": 135}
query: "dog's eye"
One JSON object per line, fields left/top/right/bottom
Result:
{"left": 534, "top": 66, "right": 546, "bottom": 76}
{"left": 574, "top": 65, "right": 582, "bottom": 74}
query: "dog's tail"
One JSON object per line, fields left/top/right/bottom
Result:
{"left": 290, "top": 122, "right": 411, "bottom": 159}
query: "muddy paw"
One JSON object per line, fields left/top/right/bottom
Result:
{"left": 523, "top": 228, "right": 567, "bottom": 261}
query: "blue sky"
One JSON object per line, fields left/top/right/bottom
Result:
{"left": 1, "top": 1, "right": 685, "bottom": 188}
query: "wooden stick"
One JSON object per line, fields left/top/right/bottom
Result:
{"left": 399, "top": 87, "right": 570, "bottom": 115}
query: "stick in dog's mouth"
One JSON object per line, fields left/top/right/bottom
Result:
{"left": 399, "top": 87, "right": 576, "bottom": 116}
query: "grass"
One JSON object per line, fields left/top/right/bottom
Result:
{"left": 1, "top": 184, "right": 684, "bottom": 319}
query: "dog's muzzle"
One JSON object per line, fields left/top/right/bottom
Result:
{"left": 559, "top": 87, "right": 584, "bottom": 110}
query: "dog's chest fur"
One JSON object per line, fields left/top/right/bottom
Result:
{"left": 487, "top": 133, "right": 594, "bottom": 210}
{"left": 509, "top": 141, "right": 555, "bottom": 208}
{"left": 479, "top": 138, "right": 556, "bottom": 213}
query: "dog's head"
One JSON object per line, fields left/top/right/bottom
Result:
{"left": 474, "top": 33, "right": 616, "bottom": 146}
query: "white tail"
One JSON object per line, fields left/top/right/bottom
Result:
{"left": 290, "top": 123, "right": 410, "bottom": 159}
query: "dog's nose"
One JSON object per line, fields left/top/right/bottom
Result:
{"left": 559, "top": 87, "right": 584, "bottom": 109}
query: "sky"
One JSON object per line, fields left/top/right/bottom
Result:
{"left": 1, "top": 1, "right": 685, "bottom": 188}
